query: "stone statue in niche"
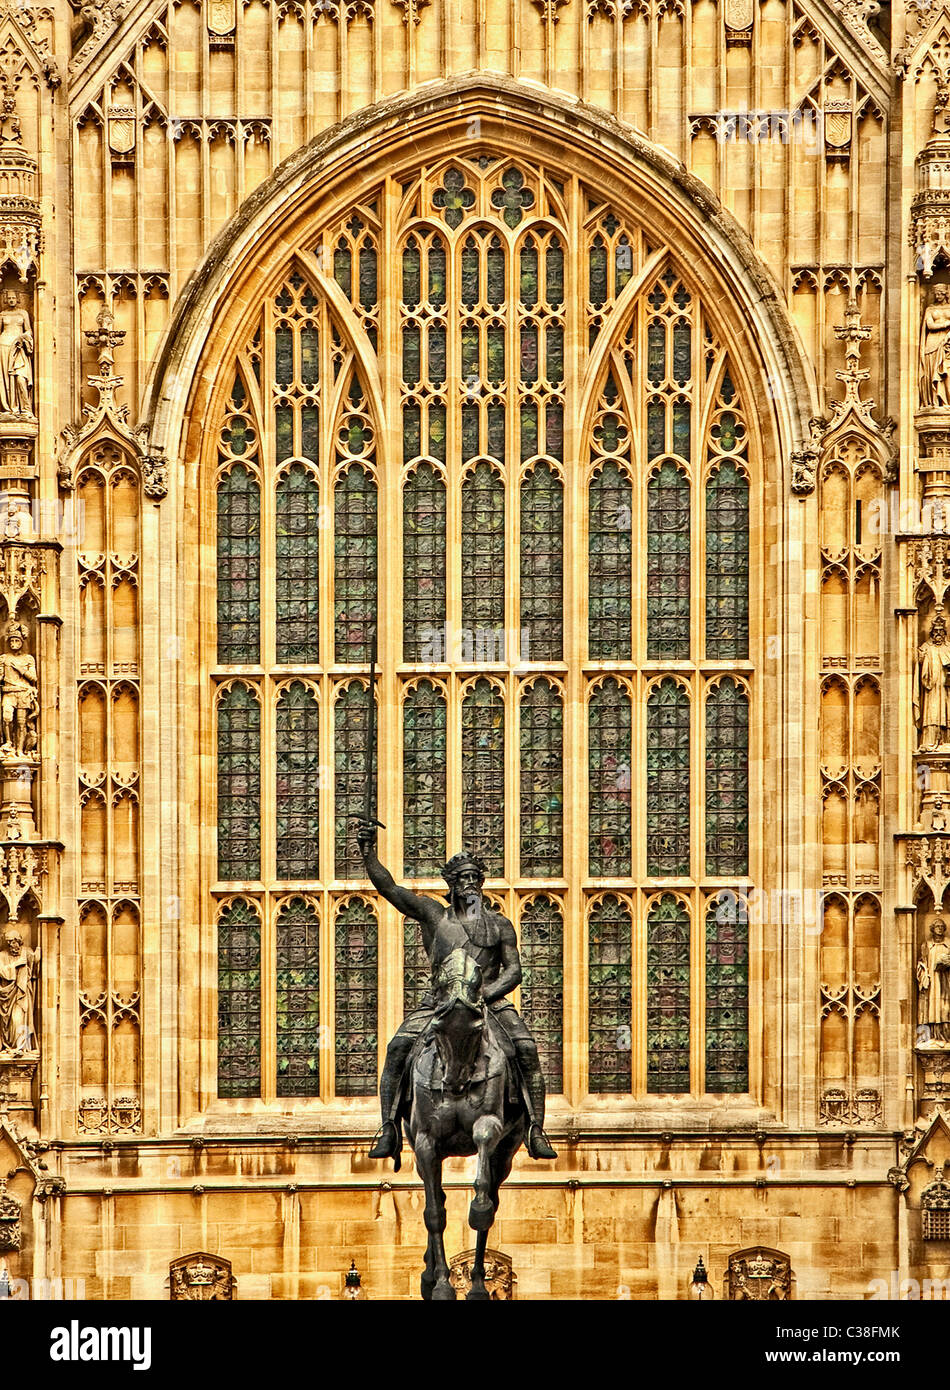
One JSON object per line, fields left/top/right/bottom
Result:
{"left": 0, "top": 292, "right": 32, "bottom": 417}
{"left": 915, "top": 608, "right": 950, "bottom": 749}
{"left": 0, "top": 924, "right": 38, "bottom": 1055}
{"left": 918, "top": 918, "right": 950, "bottom": 1046}
{"left": 0, "top": 621, "right": 36, "bottom": 758}
{"left": 920, "top": 284, "right": 950, "bottom": 409}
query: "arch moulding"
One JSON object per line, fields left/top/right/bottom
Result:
{"left": 142, "top": 73, "right": 819, "bottom": 488}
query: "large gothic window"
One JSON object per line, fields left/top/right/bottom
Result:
{"left": 210, "top": 159, "right": 755, "bottom": 1104}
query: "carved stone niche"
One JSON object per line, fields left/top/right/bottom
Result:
{"left": 922, "top": 1163, "right": 950, "bottom": 1240}
{"left": 726, "top": 1247, "right": 793, "bottom": 1301}
{"left": 169, "top": 1252, "right": 235, "bottom": 1301}
{"left": 0, "top": 1176, "right": 20, "bottom": 1251}
{"left": 449, "top": 1248, "right": 516, "bottom": 1300}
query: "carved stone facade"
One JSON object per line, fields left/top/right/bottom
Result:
{"left": 0, "top": 0, "right": 941, "bottom": 1303}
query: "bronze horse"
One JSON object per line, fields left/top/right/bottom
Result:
{"left": 404, "top": 948, "right": 526, "bottom": 1301}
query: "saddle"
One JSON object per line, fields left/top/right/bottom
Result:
{"left": 401, "top": 1007, "right": 520, "bottom": 1108}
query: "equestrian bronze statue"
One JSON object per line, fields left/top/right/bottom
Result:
{"left": 355, "top": 822, "right": 557, "bottom": 1301}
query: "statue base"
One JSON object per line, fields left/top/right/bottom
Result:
{"left": 0, "top": 1053, "right": 36, "bottom": 1130}
{"left": 0, "top": 755, "right": 36, "bottom": 839}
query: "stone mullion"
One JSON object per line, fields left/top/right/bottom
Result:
{"left": 318, "top": 290, "right": 336, "bottom": 1102}
{"left": 376, "top": 173, "right": 401, "bottom": 1072}
{"left": 446, "top": 222, "right": 462, "bottom": 856}
{"left": 505, "top": 227, "right": 517, "bottom": 889}
{"left": 563, "top": 173, "right": 585, "bottom": 1108}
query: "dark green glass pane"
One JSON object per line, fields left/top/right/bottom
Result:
{"left": 647, "top": 893, "right": 690, "bottom": 1093}
{"left": 672, "top": 322, "right": 691, "bottom": 385}
{"left": 648, "top": 320, "right": 665, "bottom": 385}
{"left": 217, "top": 464, "right": 260, "bottom": 665}
{"left": 588, "top": 462, "right": 632, "bottom": 660}
{"left": 588, "top": 896, "right": 632, "bottom": 1093}
{"left": 545, "top": 324, "right": 564, "bottom": 385}
{"left": 520, "top": 401, "right": 538, "bottom": 461}
{"left": 301, "top": 406, "right": 319, "bottom": 463}
{"left": 520, "top": 461, "right": 562, "bottom": 660}
{"left": 428, "top": 323, "right": 446, "bottom": 386}
{"left": 461, "top": 678, "right": 504, "bottom": 876}
{"left": 588, "top": 678, "right": 632, "bottom": 876}
{"left": 461, "top": 403, "right": 478, "bottom": 461}
{"left": 672, "top": 401, "right": 691, "bottom": 458}
{"left": 462, "top": 462, "right": 505, "bottom": 637}
{"left": 487, "top": 323, "right": 505, "bottom": 385}
{"left": 301, "top": 326, "right": 319, "bottom": 388}
{"left": 546, "top": 240, "right": 564, "bottom": 306}
{"left": 520, "top": 323, "right": 539, "bottom": 385}
{"left": 276, "top": 464, "right": 319, "bottom": 663}
{"left": 521, "top": 896, "right": 563, "bottom": 1092}
{"left": 648, "top": 400, "right": 665, "bottom": 460}
{"left": 403, "top": 463, "right": 446, "bottom": 662}
{"left": 359, "top": 245, "right": 377, "bottom": 313}
{"left": 404, "top": 917, "right": 431, "bottom": 1014}
{"left": 334, "top": 464, "right": 377, "bottom": 663}
{"left": 705, "top": 461, "right": 749, "bottom": 660}
{"left": 275, "top": 683, "right": 319, "bottom": 878}
{"left": 428, "top": 403, "right": 446, "bottom": 463}
{"left": 705, "top": 678, "right": 749, "bottom": 876}
{"left": 275, "top": 404, "right": 293, "bottom": 463}
{"left": 646, "top": 679, "right": 690, "bottom": 877}
{"left": 402, "top": 241, "right": 420, "bottom": 309}
{"left": 403, "top": 323, "right": 421, "bottom": 386}
{"left": 217, "top": 899, "right": 261, "bottom": 1097}
{"left": 647, "top": 461, "right": 690, "bottom": 661}
{"left": 403, "top": 403, "right": 421, "bottom": 465}
{"left": 428, "top": 243, "right": 446, "bottom": 308}
{"left": 217, "top": 684, "right": 261, "bottom": 880}
{"left": 335, "top": 681, "right": 376, "bottom": 877}
{"left": 520, "top": 679, "right": 562, "bottom": 876}
{"left": 461, "top": 321, "right": 479, "bottom": 380}
{"left": 487, "top": 236, "right": 505, "bottom": 307}
{"left": 333, "top": 243, "right": 351, "bottom": 298}
{"left": 461, "top": 238, "right": 479, "bottom": 308}
{"left": 334, "top": 900, "right": 378, "bottom": 1096}
{"left": 487, "top": 403, "right": 505, "bottom": 459}
{"left": 545, "top": 402, "right": 563, "bottom": 462}
{"left": 520, "top": 238, "right": 539, "bottom": 307}
{"left": 705, "top": 892, "right": 749, "bottom": 1092}
{"left": 589, "top": 236, "right": 608, "bottom": 309}
{"left": 403, "top": 679, "right": 447, "bottom": 876}
{"left": 275, "top": 325, "right": 293, "bottom": 388}
{"left": 276, "top": 896, "right": 319, "bottom": 1097}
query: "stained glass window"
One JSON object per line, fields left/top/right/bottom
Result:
{"left": 403, "top": 680, "right": 447, "bottom": 877}
{"left": 647, "top": 894, "right": 690, "bottom": 1092}
{"left": 519, "top": 679, "right": 563, "bottom": 877}
{"left": 276, "top": 896, "right": 319, "bottom": 1097}
{"left": 462, "top": 462, "right": 505, "bottom": 649}
{"left": 335, "top": 681, "right": 373, "bottom": 879}
{"left": 462, "top": 679, "right": 505, "bottom": 877}
{"left": 647, "top": 679, "right": 690, "bottom": 877}
{"left": 588, "top": 895, "right": 632, "bottom": 1093}
{"left": 647, "top": 461, "right": 690, "bottom": 661}
{"left": 404, "top": 918, "right": 431, "bottom": 1015}
{"left": 588, "top": 678, "right": 632, "bottom": 876}
{"left": 706, "top": 461, "right": 750, "bottom": 660}
{"left": 520, "top": 462, "right": 563, "bottom": 662}
{"left": 403, "top": 463, "right": 446, "bottom": 662}
{"left": 334, "top": 461, "right": 377, "bottom": 664}
{"left": 217, "top": 899, "right": 261, "bottom": 1098}
{"left": 276, "top": 465, "right": 319, "bottom": 665}
{"left": 216, "top": 464, "right": 260, "bottom": 664}
{"left": 520, "top": 896, "right": 564, "bottom": 1093}
{"left": 705, "top": 891, "right": 749, "bottom": 1092}
{"left": 211, "top": 182, "right": 758, "bottom": 1106}
{"left": 275, "top": 682, "right": 319, "bottom": 881}
{"left": 334, "top": 898, "right": 378, "bottom": 1096}
{"left": 217, "top": 683, "right": 261, "bottom": 881}
{"left": 705, "top": 678, "right": 750, "bottom": 876}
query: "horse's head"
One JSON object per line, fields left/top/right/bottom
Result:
{"left": 430, "top": 949, "right": 485, "bottom": 1086}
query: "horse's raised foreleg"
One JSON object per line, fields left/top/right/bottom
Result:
{"left": 415, "top": 1137, "right": 454, "bottom": 1301}
{"left": 469, "top": 1112, "right": 502, "bottom": 1233}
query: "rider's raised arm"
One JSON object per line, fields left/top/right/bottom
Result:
{"left": 483, "top": 919, "right": 522, "bottom": 1004}
{"left": 356, "top": 821, "right": 442, "bottom": 927}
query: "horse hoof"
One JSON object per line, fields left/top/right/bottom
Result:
{"left": 432, "top": 1280, "right": 456, "bottom": 1301}
{"left": 469, "top": 1197, "right": 494, "bottom": 1232}
{"left": 466, "top": 1289, "right": 491, "bottom": 1301}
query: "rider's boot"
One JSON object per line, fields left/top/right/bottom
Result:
{"left": 368, "top": 1119, "right": 400, "bottom": 1160}
{"left": 522, "top": 1069, "right": 558, "bottom": 1160}
{"left": 368, "top": 1066, "right": 403, "bottom": 1165}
